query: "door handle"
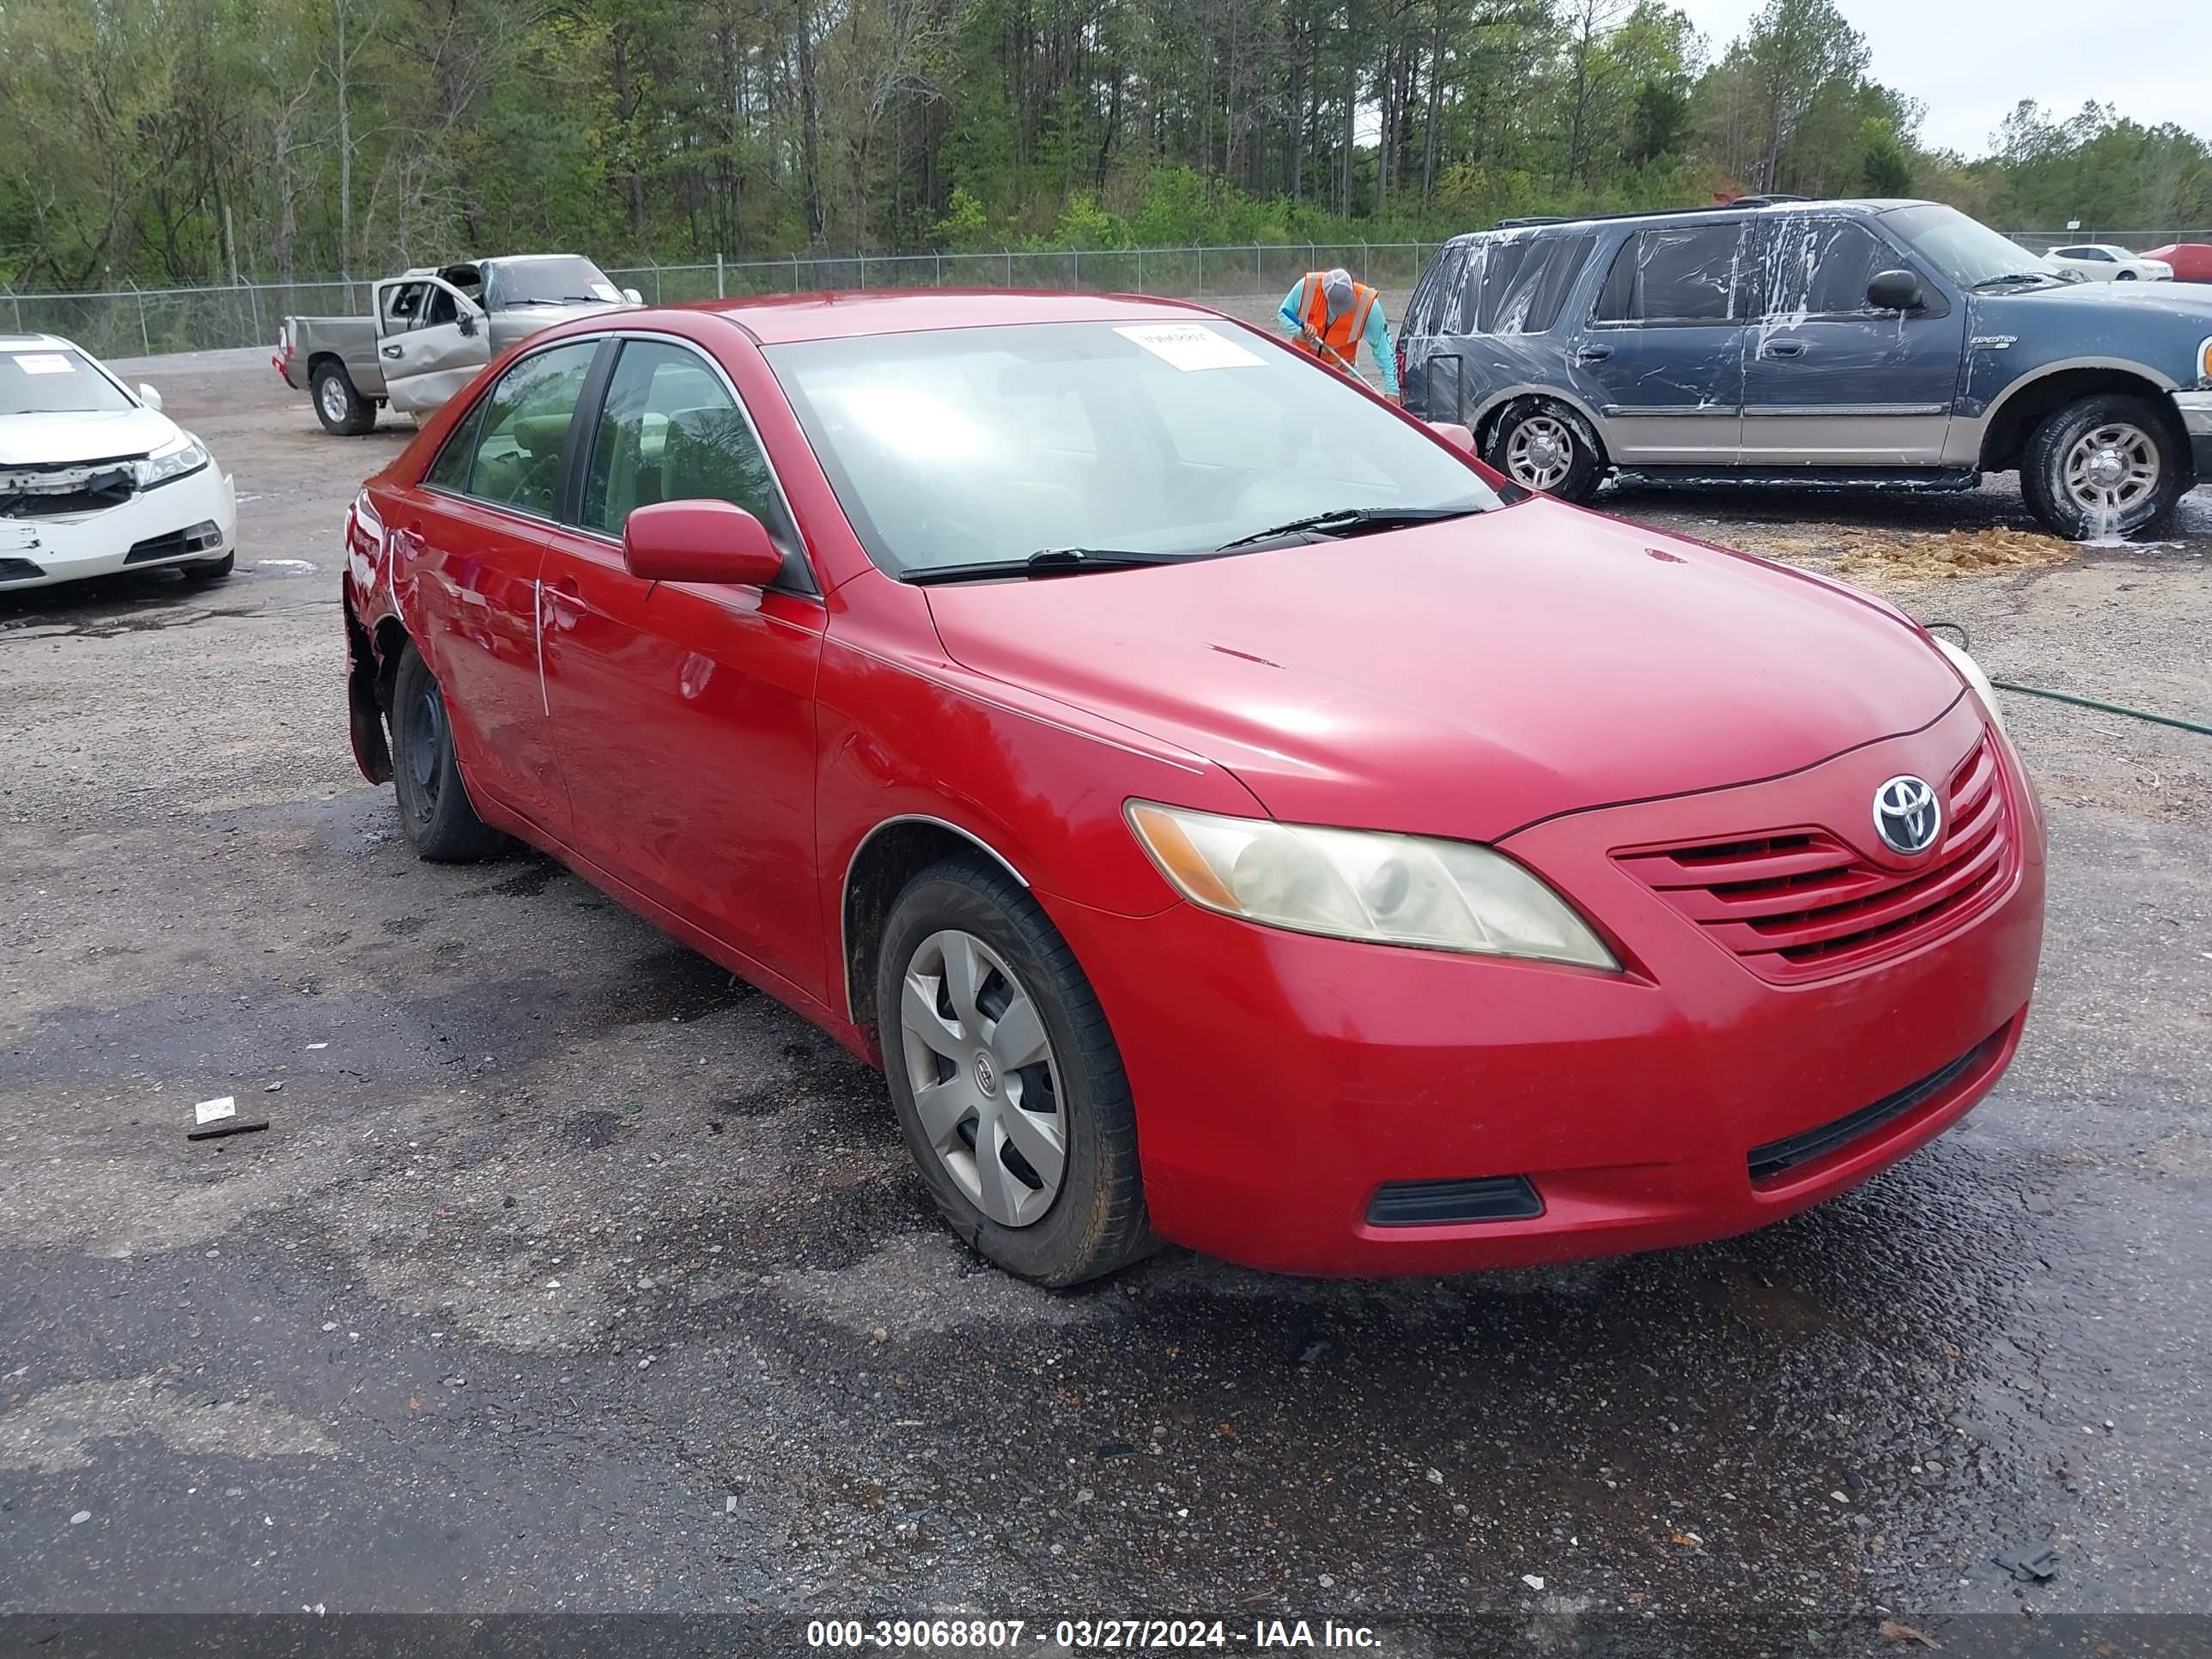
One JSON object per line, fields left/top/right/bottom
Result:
{"left": 381, "top": 343, "right": 403, "bottom": 360}
{"left": 1761, "top": 341, "right": 1808, "bottom": 358}
{"left": 1574, "top": 344, "right": 1613, "bottom": 363}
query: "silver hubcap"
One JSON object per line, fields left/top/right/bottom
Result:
{"left": 320, "top": 379, "right": 348, "bottom": 422}
{"left": 898, "top": 930, "right": 1065, "bottom": 1229}
{"left": 2063, "top": 422, "right": 2160, "bottom": 520}
{"left": 1507, "top": 415, "right": 1575, "bottom": 490}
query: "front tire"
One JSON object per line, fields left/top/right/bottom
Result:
{"left": 2115, "top": 270, "right": 2137, "bottom": 282}
{"left": 179, "top": 550, "right": 234, "bottom": 582}
{"left": 876, "top": 858, "right": 1152, "bottom": 1285}
{"left": 2020, "top": 393, "right": 2183, "bottom": 540}
{"left": 389, "top": 642, "right": 508, "bottom": 861}
{"left": 312, "top": 362, "right": 376, "bottom": 436}
{"left": 1484, "top": 398, "right": 1605, "bottom": 502}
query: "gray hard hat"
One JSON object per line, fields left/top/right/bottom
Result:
{"left": 1321, "top": 267, "right": 1356, "bottom": 314}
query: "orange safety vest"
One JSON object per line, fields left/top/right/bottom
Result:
{"left": 1298, "top": 274, "right": 1377, "bottom": 369}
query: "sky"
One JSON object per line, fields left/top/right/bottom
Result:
{"left": 1669, "top": 0, "right": 2212, "bottom": 157}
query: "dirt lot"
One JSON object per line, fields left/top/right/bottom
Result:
{"left": 3, "top": 334, "right": 2209, "bottom": 1650}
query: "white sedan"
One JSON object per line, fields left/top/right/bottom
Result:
{"left": 1, "top": 334, "right": 237, "bottom": 592}
{"left": 2042, "top": 244, "right": 2175, "bottom": 283}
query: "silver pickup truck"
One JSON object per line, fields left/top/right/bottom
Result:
{"left": 272, "top": 254, "right": 640, "bottom": 434}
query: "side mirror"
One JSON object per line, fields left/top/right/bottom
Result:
{"left": 623, "top": 499, "right": 783, "bottom": 587}
{"left": 137, "top": 384, "right": 164, "bottom": 412}
{"left": 622, "top": 288, "right": 644, "bottom": 306}
{"left": 1866, "top": 269, "right": 1925, "bottom": 312}
{"left": 1427, "top": 420, "right": 1476, "bottom": 455}
{"left": 457, "top": 311, "right": 479, "bottom": 337}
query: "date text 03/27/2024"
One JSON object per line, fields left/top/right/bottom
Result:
{"left": 805, "top": 1618, "right": 1382, "bottom": 1650}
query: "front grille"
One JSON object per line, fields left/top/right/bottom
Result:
{"left": 125, "top": 521, "right": 224, "bottom": 564}
{"left": 1614, "top": 736, "right": 2011, "bottom": 983}
{"left": 0, "top": 556, "right": 46, "bottom": 581}
{"left": 1746, "top": 1030, "right": 2002, "bottom": 1184}
{"left": 1366, "top": 1175, "right": 1544, "bottom": 1227}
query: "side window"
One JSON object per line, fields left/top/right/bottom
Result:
{"left": 380, "top": 283, "right": 427, "bottom": 333}
{"left": 422, "top": 285, "right": 459, "bottom": 329}
{"left": 1595, "top": 224, "right": 1745, "bottom": 324}
{"left": 457, "top": 340, "right": 600, "bottom": 518}
{"left": 425, "top": 397, "right": 488, "bottom": 490}
{"left": 580, "top": 341, "right": 795, "bottom": 549}
{"left": 1477, "top": 232, "right": 1596, "bottom": 334}
{"left": 1449, "top": 240, "right": 1488, "bottom": 334}
{"left": 1761, "top": 219, "right": 1893, "bottom": 319}
{"left": 1408, "top": 243, "right": 1469, "bottom": 337}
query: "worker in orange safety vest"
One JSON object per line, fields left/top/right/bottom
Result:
{"left": 1275, "top": 267, "right": 1399, "bottom": 403}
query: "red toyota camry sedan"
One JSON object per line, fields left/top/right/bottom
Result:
{"left": 338, "top": 290, "right": 2045, "bottom": 1285}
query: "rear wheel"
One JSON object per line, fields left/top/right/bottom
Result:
{"left": 389, "top": 642, "right": 508, "bottom": 861}
{"left": 312, "top": 362, "right": 375, "bottom": 436}
{"left": 2021, "top": 393, "right": 2183, "bottom": 540}
{"left": 1484, "top": 398, "right": 1604, "bottom": 502}
{"left": 876, "top": 858, "right": 1152, "bottom": 1285}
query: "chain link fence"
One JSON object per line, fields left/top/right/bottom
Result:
{"left": 2, "top": 243, "right": 1442, "bottom": 362}
{"left": 8, "top": 233, "right": 2206, "bottom": 362}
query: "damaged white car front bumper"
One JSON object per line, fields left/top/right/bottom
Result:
{"left": 0, "top": 457, "right": 237, "bottom": 590}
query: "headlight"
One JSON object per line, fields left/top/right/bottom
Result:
{"left": 1933, "top": 636, "right": 2006, "bottom": 736}
{"left": 1125, "top": 801, "right": 1619, "bottom": 969}
{"left": 136, "top": 434, "right": 210, "bottom": 489}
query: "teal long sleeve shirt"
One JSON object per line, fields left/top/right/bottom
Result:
{"left": 1276, "top": 276, "right": 1399, "bottom": 397}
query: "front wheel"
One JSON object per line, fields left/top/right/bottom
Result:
{"left": 1483, "top": 398, "right": 1605, "bottom": 502}
{"left": 389, "top": 642, "right": 509, "bottom": 861}
{"left": 876, "top": 859, "right": 1152, "bottom": 1285}
{"left": 2020, "top": 393, "right": 2183, "bottom": 540}
{"left": 179, "top": 550, "right": 234, "bottom": 582}
{"left": 2115, "top": 270, "right": 2137, "bottom": 282}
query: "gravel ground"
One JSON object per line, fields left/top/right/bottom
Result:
{"left": 2, "top": 335, "right": 2209, "bottom": 1651}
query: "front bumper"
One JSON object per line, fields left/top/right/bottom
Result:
{"left": 0, "top": 467, "right": 237, "bottom": 590}
{"left": 1049, "top": 698, "right": 2045, "bottom": 1277}
{"left": 2173, "top": 391, "right": 2212, "bottom": 480}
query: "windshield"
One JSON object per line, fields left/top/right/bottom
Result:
{"left": 488, "top": 257, "right": 625, "bottom": 308}
{"left": 1880, "top": 204, "right": 2055, "bottom": 288}
{"left": 0, "top": 346, "right": 135, "bottom": 416}
{"left": 766, "top": 320, "right": 1503, "bottom": 576}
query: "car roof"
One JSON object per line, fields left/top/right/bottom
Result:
{"left": 0, "top": 332, "right": 73, "bottom": 351}
{"left": 1442, "top": 198, "right": 1935, "bottom": 247}
{"left": 686, "top": 288, "right": 1223, "bottom": 345}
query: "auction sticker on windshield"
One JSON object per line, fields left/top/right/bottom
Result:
{"left": 11, "top": 354, "right": 73, "bottom": 375}
{"left": 1115, "top": 323, "right": 1263, "bottom": 372}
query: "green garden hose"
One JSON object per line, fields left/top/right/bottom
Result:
{"left": 1921, "top": 621, "right": 2212, "bottom": 738}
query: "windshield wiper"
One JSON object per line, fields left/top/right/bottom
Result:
{"left": 900, "top": 547, "right": 1200, "bottom": 586}
{"left": 1214, "top": 503, "right": 1484, "bottom": 554}
{"left": 1971, "top": 272, "right": 2055, "bottom": 290}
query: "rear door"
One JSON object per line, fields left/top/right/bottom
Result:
{"left": 397, "top": 336, "right": 605, "bottom": 833}
{"left": 1739, "top": 216, "right": 1966, "bottom": 467}
{"left": 1578, "top": 222, "right": 1748, "bottom": 465}
{"left": 376, "top": 276, "right": 492, "bottom": 414}
{"left": 537, "top": 335, "right": 828, "bottom": 992}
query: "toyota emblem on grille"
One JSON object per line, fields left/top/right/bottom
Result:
{"left": 1872, "top": 775, "right": 1942, "bottom": 856}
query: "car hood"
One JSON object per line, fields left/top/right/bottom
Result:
{"left": 1981, "top": 278, "right": 2212, "bottom": 328}
{"left": 0, "top": 407, "right": 178, "bottom": 467}
{"left": 922, "top": 498, "right": 1965, "bottom": 841}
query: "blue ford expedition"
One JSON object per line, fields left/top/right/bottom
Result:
{"left": 1400, "top": 199, "right": 2212, "bottom": 539}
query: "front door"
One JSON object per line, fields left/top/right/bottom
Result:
{"left": 1739, "top": 217, "right": 1966, "bottom": 466}
{"left": 538, "top": 337, "right": 827, "bottom": 994}
{"left": 400, "top": 337, "right": 604, "bottom": 832}
{"left": 375, "top": 277, "right": 492, "bottom": 415}
{"left": 1579, "top": 222, "right": 1749, "bottom": 465}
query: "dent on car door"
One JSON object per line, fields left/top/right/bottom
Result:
{"left": 537, "top": 337, "right": 828, "bottom": 995}
{"left": 381, "top": 278, "right": 492, "bottom": 414}
{"left": 1740, "top": 218, "right": 1966, "bottom": 466}
{"left": 1579, "top": 223, "right": 1747, "bottom": 465}
{"left": 398, "top": 337, "right": 603, "bottom": 834}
